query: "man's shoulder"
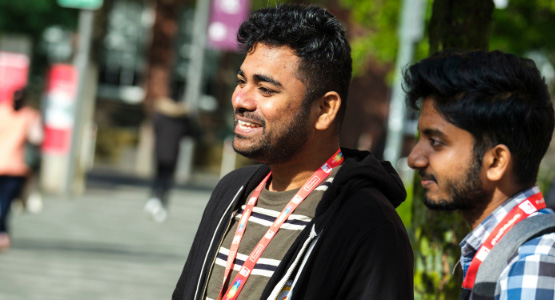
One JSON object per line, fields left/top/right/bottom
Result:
{"left": 515, "top": 211, "right": 555, "bottom": 256}
{"left": 342, "top": 186, "right": 399, "bottom": 213}
{"left": 497, "top": 212, "right": 555, "bottom": 271}
{"left": 495, "top": 233, "right": 555, "bottom": 298}
{"left": 328, "top": 186, "right": 406, "bottom": 232}
{"left": 496, "top": 233, "right": 555, "bottom": 298}
{"left": 518, "top": 232, "right": 555, "bottom": 257}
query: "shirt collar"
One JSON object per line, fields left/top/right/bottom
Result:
{"left": 459, "top": 186, "right": 541, "bottom": 257}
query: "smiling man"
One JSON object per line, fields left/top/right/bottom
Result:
{"left": 172, "top": 4, "right": 413, "bottom": 300}
{"left": 405, "top": 50, "right": 555, "bottom": 299}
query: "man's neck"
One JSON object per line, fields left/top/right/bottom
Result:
{"left": 267, "top": 145, "right": 340, "bottom": 192}
{"left": 463, "top": 184, "right": 533, "bottom": 229}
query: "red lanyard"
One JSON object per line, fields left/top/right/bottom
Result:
{"left": 462, "top": 192, "right": 545, "bottom": 289}
{"left": 218, "top": 149, "right": 344, "bottom": 300}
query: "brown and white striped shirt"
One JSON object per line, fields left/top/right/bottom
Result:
{"left": 204, "top": 167, "right": 340, "bottom": 300}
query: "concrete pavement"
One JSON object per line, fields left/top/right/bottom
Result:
{"left": 0, "top": 181, "right": 212, "bottom": 300}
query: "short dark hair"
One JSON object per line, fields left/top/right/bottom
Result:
{"left": 237, "top": 4, "right": 352, "bottom": 126}
{"left": 404, "top": 50, "right": 554, "bottom": 185}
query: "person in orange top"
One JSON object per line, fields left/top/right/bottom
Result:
{"left": 0, "top": 89, "right": 43, "bottom": 251}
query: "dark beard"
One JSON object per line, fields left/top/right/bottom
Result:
{"left": 423, "top": 158, "right": 488, "bottom": 211}
{"left": 232, "top": 103, "right": 311, "bottom": 164}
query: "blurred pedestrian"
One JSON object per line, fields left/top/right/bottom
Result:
{"left": 0, "top": 89, "right": 43, "bottom": 251}
{"left": 144, "top": 97, "right": 191, "bottom": 222}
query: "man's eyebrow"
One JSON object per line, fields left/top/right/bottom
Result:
{"left": 236, "top": 68, "right": 283, "bottom": 87}
{"left": 253, "top": 74, "right": 282, "bottom": 87}
{"left": 422, "top": 128, "right": 447, "bottom": 139}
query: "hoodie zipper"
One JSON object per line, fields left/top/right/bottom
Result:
{"left": 267, "top": 224, "right": 319, "bottom": 300}
{"left": 195, "top": 186, "right": 244, "bottom": 300}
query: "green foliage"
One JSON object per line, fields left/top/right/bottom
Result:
{"left": 539, "top": 166, "right": 555, "bottom": 195}
{"left": 340, "top": 0, "right": 436, "bottom": 78}
{"left": 428, "top": 0, "right": 494, "bottom": 53}
{"left": 490, "top": 0, "right": 555, "bottom": 55}
{"left": 333, "top": 0, "right": 555, "bottom": 70}
{"left": 0, "top": 0, "right": 77, "bottom": 36}
{"left": 397, "top": 178, "right": 413, "bottom": 229}
{"left": 340, "top": 0, "right": 401, "bottom": 75}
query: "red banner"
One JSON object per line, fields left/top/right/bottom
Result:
{"left": 42, "top": 64, "right": 79, "bottom": 155}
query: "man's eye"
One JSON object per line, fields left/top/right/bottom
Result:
{"left": 236, "top": 79, "right": 246, "bottom": 86}
{"left": 430, "top": 138, "right": 442, "bottom": 147}
{"left": 259, "top": 87, "right": 275, "bottom": 96}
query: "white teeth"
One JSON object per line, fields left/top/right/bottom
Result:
{"left": 238, "top": 120, "right": 260, "bottom": 128}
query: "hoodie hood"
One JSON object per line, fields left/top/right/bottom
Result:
{"left": 233, "top": 148, "right": 407, "bottom": 224}
{"left": 315, "top": 147, "right": 407, "bottom": 218}
{"left": 260, "top": 148, "right": 409, "bottom": 298}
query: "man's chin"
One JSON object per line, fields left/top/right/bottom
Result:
{"left": 232, "top": 143, "right": 267, "bottom": 163}
{"left": 422, "top": 196, "right": 459, "bottom": 211}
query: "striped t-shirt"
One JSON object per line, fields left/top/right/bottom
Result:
{"left": 204, "top": 167, "right": 339, "bottom": 300}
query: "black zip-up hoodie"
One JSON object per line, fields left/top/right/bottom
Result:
{"left": 173, "top": 148, "right": 414, "bottom": 300}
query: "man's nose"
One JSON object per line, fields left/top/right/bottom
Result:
{"left": 232, "top": 88, "right": 256, "bottom": 111}
{"left": 407, "top": 142, "right": 427, "bottom": 170}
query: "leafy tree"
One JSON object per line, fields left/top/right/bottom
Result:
{"left": 339, "top": 0, "right": 402, "bottom": 75}
{"left": 428, "top": 0, "right": 494, "bottom": 53}
{"left": 490, "top": 0, "right": 555, "bottom": 56}
{"left": 0, "top": 0, "right": 77, "bottom": 37}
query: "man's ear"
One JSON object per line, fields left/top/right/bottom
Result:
{"left": 315, "top": 91, "right": 341, "bottom": 131}
{"left": 483, "top": 144, "right": 512, "bottom": 181}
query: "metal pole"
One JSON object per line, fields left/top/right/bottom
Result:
{"left": 176, "top": 0, "right": 210, "bottom": 183}
{"left": 65, "top": 9, "right": 94, "bottom": 195}
{"left": 183, "top": 0, "right": 210, "bottom": 111}
{"left": 383, "top": 0, "right": 426, "bottom": 169}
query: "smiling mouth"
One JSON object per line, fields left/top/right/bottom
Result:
{"left": 237, "top": 120, "right": 262, "bottom": 128}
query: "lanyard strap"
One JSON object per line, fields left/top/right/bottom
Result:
{"left": 462, "top": 192, "right": 545, "bottom": 289}
{"left": 218, "top": 149, "right": 344, "bottom": 300}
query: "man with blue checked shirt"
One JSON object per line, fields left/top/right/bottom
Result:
{"left": 405, "top": 49, "right": 555, "bottom": 299}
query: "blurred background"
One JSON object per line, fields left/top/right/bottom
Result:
{"left": 0, "top": 0, "right": 555, "bottom": 299}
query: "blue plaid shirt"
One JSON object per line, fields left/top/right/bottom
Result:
{"left": 459, "top": 186, "right": 555, "bottom": 300}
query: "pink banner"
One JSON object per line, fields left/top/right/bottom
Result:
{"left": 0, "top": 52, "right": 29, "bottom": 105}
{"left": 207, "top": 0, "right": 251, "bottom": 51}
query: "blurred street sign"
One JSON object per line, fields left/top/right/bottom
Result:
{"left": 0, "top": 52, "right": 29, "bottom": 105}
{"left": 58, "top": 0, "right": 103, "bottom": 10}
{"left": 208, "top": 0, "right": 250, "bottom": 51}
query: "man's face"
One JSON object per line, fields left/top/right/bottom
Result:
{"left": 231, "top": 43, "right": 313, "bottom": 164}
{"left": 407, "top": 98, "right": 488, "bottom": 210}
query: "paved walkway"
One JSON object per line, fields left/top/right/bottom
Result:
{"left": 0, "top": 182, "right": 212, "bottom": 300}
